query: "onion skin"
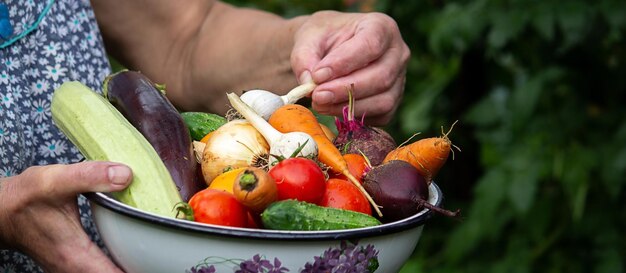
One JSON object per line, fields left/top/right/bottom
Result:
{"left": 201, "top": 120, "right": 269, "bottom": 185}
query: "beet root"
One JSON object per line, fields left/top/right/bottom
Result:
{"left": 334, "top": 126, "right": 396, "bottom": 166}
{"left": 363, "top": 160, "right": 459, "bottom": 223}
{"left": 332, "top": 85, "right": 396, "bottom": 166}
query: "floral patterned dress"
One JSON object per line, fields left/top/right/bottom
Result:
{"left": 0, "top": 0, "right": 111, "bottom": 272}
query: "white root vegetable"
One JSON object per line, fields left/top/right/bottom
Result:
{"left": 240, "top": 82, "right": 317, "bottom": 120}
{"left": 227, "top": 92, "right": 318, "bottom": 166}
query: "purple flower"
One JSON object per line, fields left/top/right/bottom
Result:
{"left": 235, "top": 254, "right": 289, "bottom": 273}
{"left": 186, "top": 264, "right": 216, "bottom": 273}
{"left": 300, "top": 241, "right": 379, "bottom": 273}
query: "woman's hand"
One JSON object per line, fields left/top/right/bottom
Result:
{"left": 0, "top": 161, "right": 132, "bottom": 273}
{"left": 292, "top": 11, "right": 410, "bottom": 126}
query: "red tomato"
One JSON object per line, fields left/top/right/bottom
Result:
{"left": 247, "top": 212, "right": 261, "bottom": 229}
{"left": 320, "top": 178, "right": 372, "bottom": 215}
{"left": 188, "top": 188, "right": 248, "bottom": 228}
{"left": 268, "top": 157, "right": 326, "bottom": 204}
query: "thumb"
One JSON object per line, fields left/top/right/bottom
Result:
{"left": 33, "top": 161, "right": 133, "bottom": 198}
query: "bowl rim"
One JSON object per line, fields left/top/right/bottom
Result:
{"left": 85, "top": 182, "right": 443, "bottom": 241}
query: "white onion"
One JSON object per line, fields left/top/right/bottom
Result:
{"left": 201, "top": 119, "right": 269, "bottom": 185}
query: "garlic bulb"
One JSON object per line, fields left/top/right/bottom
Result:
{"left": 240, "top": 82, "right": 316, "bottom": 120}
{"left": 268, "top": 131, "right": 318, "bottom": 166}
{"left": 240, "top": 89, "right": 283, "bottom": 120}
{"left": 226, "top": 92, "right": 318, "bottom": 165}
{"left": 201, "top": 119, "right": 269, "bottom": 185}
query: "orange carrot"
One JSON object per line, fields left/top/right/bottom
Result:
{"left": 232, "top": 167, "right": 277, "bottom": 213}
{"left": 319, "top": 123, "right": 336, "bottom": 141}
{"left": 383, "top": 121, "right": 459, "bottom": 183}
{"left": 268, "top": 104, "right": 383, "bottom": 217}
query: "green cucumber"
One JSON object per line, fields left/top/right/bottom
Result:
{"left": 180, "top": 112, "right": 227, "bottom": 141}
{"left": 51, "top": 81, "right": 183, "bottom": 218}
{"left": 261, "top": 200, "right": 381, "bottom": 231}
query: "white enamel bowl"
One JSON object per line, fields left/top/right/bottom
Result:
{"left": 86, "top": 183, "right": 443, "bottom": 273}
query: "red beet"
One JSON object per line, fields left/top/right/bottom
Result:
{"left": 333, "top": 85, "right": 396, "bottom": 166}
{"left": 363, "top": 160, "right": 459, "bottom": 223}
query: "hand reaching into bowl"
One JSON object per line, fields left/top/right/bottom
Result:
{"left": 292, "top": 11, "right": 411, "bottom": 126}
{"left": 0, "top": 161, "right": 132, "bottom": 273}
{"left": 96, "top": 2, "right": 409, "bottom": 127}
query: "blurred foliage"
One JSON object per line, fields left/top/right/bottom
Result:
{"left": 223, "top": 0, "right": 626, "bottom": 272}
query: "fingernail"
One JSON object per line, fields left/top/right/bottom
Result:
{"left": 313, "top": 90, "right": 334, "bottom": 105}
{"left": 299, "top": 70, "right": 313, "bottom": 84}
{"left": 313, "top": 67, "right": 332, "bottom": 83}
{"left": 108, "top": 165, "right": 132, "bottom": 186}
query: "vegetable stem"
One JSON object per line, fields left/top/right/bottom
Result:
{"left": 416, "top": 198, "right": 461, "bottom": 218}
{"left": 238, "top": 171, "right": 258, "bottom": 191}
{"left": 345, "top": 171, "right": 383, "bottom": 217}
{"left": 282, "top": 82, "right": 317, "bottom": 104}
{"left": 227, "top": 92, "right": 282, "bottom": 144}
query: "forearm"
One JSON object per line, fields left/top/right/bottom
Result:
{"left": 92, "top": 0, "right": 307, "bottom": 114}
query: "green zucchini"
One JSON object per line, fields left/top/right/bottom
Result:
{"left": 261, "top": 200, "right": 381, "bottom": 231}
{"left": 180, "top": 112, "right": 227, "bottom": 141}
{"left": 51, "top": 81, "right": 183, "bottom": 218}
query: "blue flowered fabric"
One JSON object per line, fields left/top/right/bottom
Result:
{"left": 0, "top": 0, "right": 111, "bottom": 272}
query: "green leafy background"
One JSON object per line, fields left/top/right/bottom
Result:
{"left": 161, "top": 0, "right": 626, "bottom": 272}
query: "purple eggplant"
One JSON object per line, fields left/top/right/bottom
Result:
{"left": 103, "top": 71, "right": 203, "bottom": 201}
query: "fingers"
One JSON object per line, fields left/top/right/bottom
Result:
{"left": 311, "top": 42, "right": 408, "bottom": 105}
{"left": 310, "top": 14, "right": 393, "bottom": 83}
{"left": 312, "top": 75, "right": 405, "bottom": 126}
{"left": 0, "top": 162, "right": 129, "bottom": 273}
{"left": 24, "top": 161, "right": 132, "bottom": 200}
{"left": 291, "top": 12, "right": 409, "bottom": 127}
{"left": 292, "top": 12, "right": 398, "bottom": 86}
{"left": 310, "top": 42, "right": 408, "bottom": 126}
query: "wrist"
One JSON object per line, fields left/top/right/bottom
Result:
{"left": 179, "top": 7, "right": 310, "bottom": 113}
{"left": 0, "top": 176, "right": 16, "bottom": 250}
{"left": 33, "top": 241, "right": 120, "bottom": 273}
{"left": 273, "top": 15, "right": 310, "bottom": 88}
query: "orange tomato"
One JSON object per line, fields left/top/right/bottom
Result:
{"left": 200, "top": 131, "right": 215, "bottom": 144}
{"left": 208, "top": 167, "right": 245, "bottom": 193}
{"left": 331, "top": 153, "right": 369, "bottom": 182}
